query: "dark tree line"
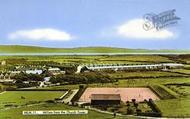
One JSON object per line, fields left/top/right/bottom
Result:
{"left": 13, "top": 72, "right": 44, "bottom": 81}
{"left": 13, "top": 73, "right": 44, "bottom": 88}
{"left": 49, "top": 72, "right": 116, "bottom": 84}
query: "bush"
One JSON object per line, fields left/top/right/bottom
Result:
{"left": 49, "top": 72, "right": 114, "bottom": 84}
{"left": 45, "top": 100, "right": 54, "bottom": 103}
{"left": 149, "top": 85, "right": 178, "bottom": 99}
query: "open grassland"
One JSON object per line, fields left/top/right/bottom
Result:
{"left": 155, "top": 98, "right": 190, "bottom": 117}
{"left": 0, "top": 45, "right": 150, "bottom": 53}
{"left": 169, "top": 69, "right": 190, "bottom": 74}
{"left": 149, "top": 85, "right": 179, "bottom": 99}
{"left": 94, "top": 77, "right": 190, "bottom": 88}
{"left": 99, "top": 55, "right": 173, "bottom": 63}
{"left": 0, "top": 103, "right": 135, "bottom": 119}
{"left": 0, "top": 91, "right": 65, "bottom": 109}
{"left": 0, "top": 55, "right": 174, "bottom": 65}
{"left": 166, "top": 84, "right": 190, "bottom": 97}
{"left": 35, "top": 77, "right": 190, "bottom": 90}
{"left": 1, "top": 78, "right": 190, "bottom": 118}
{"left": 107, "top": 71, "right": 186, "bottom": 79}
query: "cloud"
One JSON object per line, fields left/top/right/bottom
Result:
{"left": 8, "top": 28, "right": 74, "bottom": 41}
{"left": 117, "top": 19, "right": 174, "bottom": 39}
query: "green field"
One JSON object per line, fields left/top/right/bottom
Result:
{"left": 169, "top": 69, "right": 190, "bottom": 74}
{"left": 99, "top": 55, "right": 173, "bottom": 63}
{"left": 0, "top": 55, "right": 177, "bottom": 69}
{"left": 92, "top": 77, "right": 190, "bottom": 87}
{"left": 1, "top": 78, "right": 190, "bottom": 118}
{"left": 34, "top": 77, "right": 190, "bottom": 90}
{"left": 156, "top": 98, "right": 190, "bottom": 117}
{"left": 149, "top": 85, "right": 179, "bottom": 99}
{"left": 0, "top": 91, "right": 65, "bottom": 109}
{"left": 0, "top": 103, "right": 136, "bottom": 119}
{"left": 108, "top": 71, "right": 185, "bottom": 79}
{"left": 166, "top": 84, "right": 190, "bottom": 97}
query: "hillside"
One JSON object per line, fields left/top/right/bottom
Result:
{"left": 0, "top": 45, "right": 189, "bottom": 53}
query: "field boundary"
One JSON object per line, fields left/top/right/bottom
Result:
{"left": 149, "top": 85, "right": 178, "bottom": 99}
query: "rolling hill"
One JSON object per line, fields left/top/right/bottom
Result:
{"left": 0, "top": 45, "right": 189, "bottom": 53}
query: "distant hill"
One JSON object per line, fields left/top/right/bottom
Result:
{"left": 0, "top": 45, "right": 189, "bottom": 53}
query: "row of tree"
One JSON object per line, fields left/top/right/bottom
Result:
{"left": 13, "top": 72, "right": 44, "bottom": 81}
{"left": 49, "top": 72, "right": 116, "bottom": 84}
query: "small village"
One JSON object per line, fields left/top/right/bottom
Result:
{"left": 1, "top": 55, "right": 190, "bottom": 118}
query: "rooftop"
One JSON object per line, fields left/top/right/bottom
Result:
{"left": 91, "top": 94, "right": 121, "bottom": 100}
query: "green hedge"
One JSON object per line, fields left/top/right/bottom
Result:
{"left": 149, "top": 85, "right": 178, "bottom": 99}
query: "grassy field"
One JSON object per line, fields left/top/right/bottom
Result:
{"left": 149, "top": 85, "right": 179, "bottom": 99}
{"left": 107, "top": 71, "right": 185, "bottom": 79}
{"left": 33, "top": 77, "right": 190, "bottom": 90}
{"left": 166, "top": 84, "right": 190, "bottom": 97}
{"left": 169, "top": 69, "right": 190, "bottom": 74}
{"left": 0, "top": 45, "right": 151, "bottom": 53}
{"left": 99, "top": 55, "right": 173, "bottom": 63}
{"left": 156, "top": 98, "right": 190, "bottom": 117}
{"left": 0, "top": 55, "right": 177, "bottom": 71}
{"left": 98, "top": 77, "right": 190, "bottom": 87}
{"left": 0, "top": 103, "right": 136, "bottom": 119}
{"left": 0, "top": 91, "right": 65, "bottom": 109}
{"left": 1, "top": 78, "right": 190, "bottom": 118}
{"left": 0, "top": 55, "right": 174, "bottom": 65}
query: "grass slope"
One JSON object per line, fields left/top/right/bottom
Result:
{"left": 0, "top": 91, "right": 65, "bottom": 109}
{"left": 0, "top": 45, "right": 188, "bottom": 53}
{"left": 0, "top": 103, "right": 133, "bottom": 119}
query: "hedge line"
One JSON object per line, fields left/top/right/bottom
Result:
{"left": 15, "top": 88, "right": 68, "bottom": 91}
{"left": 137, "top": 99, "right": 162, "bottom": 117}
{"left": 149, "top": 85, "right": 178, "bottom": 99}
{"left": 71, "top": 85, "right": 87, "bottom": 104}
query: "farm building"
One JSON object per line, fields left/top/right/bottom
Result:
{"left": 48, "top": 67, "right": 65, "bottom": 75}
{"left": 76, "top": 63, "right": 184, "bottom": 73}
{"left": 25, "top": 69, "right": 43, "bottom": 74}
{"left": 1, "top": 60, "right": 6, "bottom": 65}
{"left": 91, "top": 94, "right": 121, "bottom": 105}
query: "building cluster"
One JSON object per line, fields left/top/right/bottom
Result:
{"left": 0, "top": 67, "right": 65, "bottom": 84}
{"left": 76, "top": 63, "right": 184, "bottom": 73}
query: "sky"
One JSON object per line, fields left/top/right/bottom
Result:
{"left": 0, "top": 0, "right": 189, "bottom": 49}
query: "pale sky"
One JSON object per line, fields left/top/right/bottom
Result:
{"left": 0, "top": 0, "right": 189, "bottom": 49}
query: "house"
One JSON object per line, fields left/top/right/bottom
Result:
{"left": 1, "top": 60, "right": 6, "bottom": 65}
{"left": 91, "top": 94, "right": 121, "bottom": 105}
{"left": 10, "top": 71, "right": 21, "bottom": 76}
{"left": 25, "top": 69, "right": 43, "bottom": 74}
{"left": 48, "top": 67, "right": 65, "bottom": 75}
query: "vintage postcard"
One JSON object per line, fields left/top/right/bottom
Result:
{"left": 0, "top": 0, "right": 189, "bottom": 119}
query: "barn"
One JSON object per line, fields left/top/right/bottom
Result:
{"left": 91, "top": 94, "right": 121, "bottom": 105}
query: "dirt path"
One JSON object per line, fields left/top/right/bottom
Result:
{"left": 0, "top": 91, "right": 6, "bottom": 95}
{"left": 62, "top": 89, "right": 79, "bottom": 104}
